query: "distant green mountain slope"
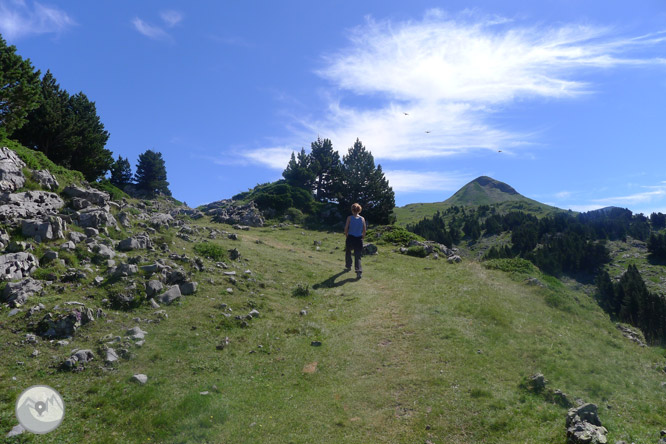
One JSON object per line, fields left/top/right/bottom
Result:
{"left": 395, "top": 176, "right": 565, "bottom": 226}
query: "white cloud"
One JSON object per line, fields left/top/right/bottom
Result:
{"left": 555, "top": 191, "right": 573, "bottom": 199}
{"left": 245, "top": 10, "right": 666, "bottom": 167}
{"left": 593, "top": 185, "right": 666, "bottom": 206}
{"left": 0, "top": 0, "right": 75, "bottom": 40}
{"left": 383, "top": 170, "right": 472, "bottom": 193}
{"left": 160, "top": 10, "right": 183, "bottom": 27}
{"left": 132, "top": 17, "right": 169, "bottom": 40}
{"left": 243, "top": 146, "right": 294, "bottom": 170}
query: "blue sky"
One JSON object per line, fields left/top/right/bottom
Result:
{"left": 2, "top": 1, "right": 666, "bottom": 214}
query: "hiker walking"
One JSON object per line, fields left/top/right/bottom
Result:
{"left": 344, "top": 203, "right": 366, "bottom": 279}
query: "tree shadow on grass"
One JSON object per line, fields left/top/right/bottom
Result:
{"left": 313, "top": 270, "right": 358, "bottom": 289}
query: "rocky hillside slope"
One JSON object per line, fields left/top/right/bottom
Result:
{"left": 1, "top": 144, "right": 666, "bottom": 444}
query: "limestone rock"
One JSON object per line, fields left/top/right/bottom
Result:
{"left": 21, "top": 216, "right": 67, "bottom": 242}
{"left": 0, "top": 146, "right": 26, "bottom": 192}
{"left": 202, "top": 200, "right": 264, "bottom": 227}
{"left": 0, "top": 191, "right": 64, "bottom": 221}
{"left": 63, "top": 185, "right": 110, "bottom": 206}
{"left": 132, "top": 374, "right": 148, "bottom": 384}
{"left": 447, "top": 255, "right": 462, "bottom": 264}
{"left": 0, "top": 252, "right": 39, "bottom": 281}
{"left": 76, "top": 208, "right": 117, "bottom": 228}
{"left": 2, "top": 278, "right": 42, "bottom": 307}
{"left": 157, "top": 285, "right": 181, "bottom": 305}
{"left": 146, "top": 280, "right": 164, "bottom": 298}
{"left": 31, "top": 169, "right": 59, "bottom": 190}
{"left": 63, "top": 349, "right": 94, "bottom": 370}
{"left": 118, "top": 234, "right": 153, "bottom": 251}
{"left": 566, "top": 403, "right": 608, "bottom": 444}
{"left": 149, "top": 213, "right": 174, "bottom": 229}
{"left": 179, "top": 281, "right": 198, "bottom": 295}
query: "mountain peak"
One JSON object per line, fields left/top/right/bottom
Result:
{"left": 444, "top": 176, "right": 523, "bottom": 206}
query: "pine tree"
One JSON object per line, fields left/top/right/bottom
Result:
{"left": 135, "top": 150, "right": 171, "bottom": 197}
{"left": 339, "top": 138, "right": 395, "bottom": 225}
{"left": 109, "top": 155, "right": 133, "bottom": 188}
{"left": 12, "top": 71, "right": 74, "bottom": 160}
{"left": 13, "top": 72, "right": 112, "bottom": 181}
{"left": 0, "top": 35, "right": 41, "bottom": 135}
{"left": 282, "top": 148, "right": 315, "bottom": 190}
{"left": 308, "top": 137, "right": 341, "bottom": 202}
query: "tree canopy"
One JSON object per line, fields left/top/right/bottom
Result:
{"left": 12, "top": 70, "right": 113, "bottom": 181}
{"left": 109, "top": 155, "right": 133, "bottom": 189}
{"left": 135, "top": 150, "right": 171, "bottom": 197}
{"left": 339, "top": 138, "right": 395, "bottom": 225}
{"left": 0, "top": 35, "right": 40, "bottom": 135}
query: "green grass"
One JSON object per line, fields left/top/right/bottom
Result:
{"left": 1, "top": 136, "right": 84, "bottom": 191}
{"left": 1, "top": 217, "right": 665, "bottom": 443}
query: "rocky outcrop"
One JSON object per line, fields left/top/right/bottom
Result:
{"left": 76, "top": 208, "right": 117, "bottom": 228}
{"left": 1, "top": 278, "right": 43, "bottom": 307}
{"left": 36, "top": 306, "right": 99, "bottom": 338}
{"left": 63, "top": 185, "right": 110, "bottom": 206}
{"left": 566, "top": 403, "right": 608, "bottom": 444}
{"left": 0, "top": 252, "right": 39, "bottom": 281}
{"left": 21, "top": 216, "right": 67, "bottom": 242}
{"left": 203, "top": 200, "right": 264, "bottom": 227}
{"left": 0, "top": 191, "right": 64, "bottom": 221}
{"left": 31, "top": 169, "right": 59, "bottom": 190}
{"left": 149, "top": 213, "right": 173, "bottom": 229}
{"left": 0, "top": 146, "right": 26, "bottom": 192}
{"left": 118, "top": 235, "right": 153, "bottom": 251}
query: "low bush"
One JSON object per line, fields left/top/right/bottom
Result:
{"left": 194, "top": 242, "right": 227, "bottom": 261}
{"left": 406, "top": 245, "right": 429, "bottom": 258}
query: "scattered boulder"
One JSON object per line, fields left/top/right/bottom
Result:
{"left": 92, "top": 243, "right": 116, "bottom": 259}
{"left": 146, "top": 280, "right": 164, "bottom": 298}
{"left": 132, "top": 374, "right": 148, "bottom": 384}
{"left": 36, "top": 307, "right": 98, "bottom": 338}
{"left": 0, "top": 191, "right": 64, "bottom": 221}
{"left": 2, "top": 278, "right": 42, "bottom": 307}
{"left": 0, "top": 146, "right": 26, "bottom": 192}
{"left": 63, "top": 185, "right": 110, "bottom": 206}
{"left": 157, "top": 285, "right": 181, "bottom": 305}
{"left": 127, "top": 326, "right": 147, "bottom": 340}
{"left": 113, "top": 263, "right": 138, "bottom": 277}
{"left": 565, "top": 403, "right": 608, "bottom": 444}
{"left": 21, "top": 216, "right": 67, "bottom": 242}
{"left": 362, "top": 243, "right": 378, "bottom": 255}
{"left": 228, "top": 248, "right": 240, "bottom": 261}
{"left": 118, "top": 235, "right": 153, "bottom": 251}
{"left": 63, "top": 349, "right": 94, "bottom": 371}
{"left": 447, "top": 255, "right": 462, "bottom": 264}
{"left": 69, "top": 231, "right": 87, "bottom": 243}
{"left": 76, "top": 208, "right": 117, "bottom": 228}
{"left": 0, "top": 252, "right": 39, "bottom": 281}
{"left": 31, "top": 169, "right": 59, "bottom": 191}
{"left": 179, "top": 281, "right": 197, "bottom": 295}
{"left": 0, "top": 229, "right": 9, "bottom": 250}
{"left": 149, "top": 213, "right": 174, "bottom": 229}
{"left": 105, "top": 348, "right": 119, "bottom": 363}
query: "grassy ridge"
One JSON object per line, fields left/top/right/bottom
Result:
{"left": 1, "top": 218, "right": 666, "bottom": 443}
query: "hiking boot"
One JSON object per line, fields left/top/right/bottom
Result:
{"left": 344, "top": 267, "right": 351, "bottom": 272}
{"left": 356, "top": 272, "right": 362, "bottom": 279}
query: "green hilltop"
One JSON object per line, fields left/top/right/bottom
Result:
{"left": 394, "top": 176, "right": 564, "bottom": 226}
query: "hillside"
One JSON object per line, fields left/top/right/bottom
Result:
{"left": 2, "top": 144, "right": 666, "bottom": 443}
{"left": 394, "top": 176, "right": 564, "bottom": 226}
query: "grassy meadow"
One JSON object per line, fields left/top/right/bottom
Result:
{"left": 1, "top": 216, "right": 666, "bottom": 443}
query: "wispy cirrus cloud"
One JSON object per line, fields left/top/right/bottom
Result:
{"left": 0, "top": 0, "right": 75, "bottom": 40}
{"left": 592, "top": 183, "right": 666, "bottom": 206}
{"left": 133, "top": 9, "right": 183, "bottom": 41}
{"left": 244, "top": 10, "right": 666, "bottom": 174}
{"left": 383, "top": 170, "right": 472, "bottom": 193}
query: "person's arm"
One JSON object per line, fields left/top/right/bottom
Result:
{"left": 344, "top": 216, "right": 350, "bottom": 236}
{"left": 362, "top": 217, "right": 367, "bottom": 238}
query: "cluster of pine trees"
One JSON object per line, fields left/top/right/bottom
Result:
{"left": 0, "top": 35, "right": 170, "bottom": 196}
{"left": 282, "top": 137, "right": 395, "bottom": 224}
{"left": 596, "top": 266, "right": 666, "bottom": 344}
{"left": 648, "top": 233, "right": 666, "bottom": 260}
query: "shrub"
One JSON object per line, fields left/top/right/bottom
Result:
{"left": 91, "top": 179, "right": 129, "bottom": 201}
{"left": 406, "top": 245, "right": 428, "bottom": 258}
{"left": 284, "top": 207, "right": 305, "bottom": 224}
{"left": 292, "top": 283, "right": 311, "bottom": 297}
{"left": 483, "top": 258, "right": 536, "bottom": 274}
{"left": 194, "top": 242, "right": 227, "bottom": 261}
{"left": 368, "top": 225, "right": 424, "bottom": 245}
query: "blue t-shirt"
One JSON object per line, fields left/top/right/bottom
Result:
{"left": 348, "top": 215, "right": 365, "bottom": 237}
